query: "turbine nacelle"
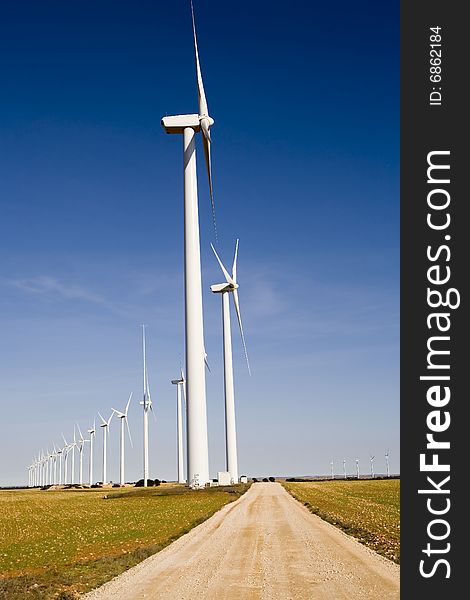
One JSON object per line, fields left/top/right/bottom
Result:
{"left": 161, "top": 113, "right": 201, "bottom": 134}
{"left": 210, "top": 282, "right": 238, "bottom": 294}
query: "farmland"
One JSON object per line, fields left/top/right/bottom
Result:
{"left": 283, "top": 479, "right": 400, "bottom": 563}
{"left": 0, "top": 484, "right": 249, "bottom": 599}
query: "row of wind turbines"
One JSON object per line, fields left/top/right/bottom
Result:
{"left": 28, "top": 2, "right": 251, "bottom": 490}
{"left": 28, "top": 390, "right": 132, "bottom": 488}
{"left": 329, "top": 452, "right": 392, "bottom": 480}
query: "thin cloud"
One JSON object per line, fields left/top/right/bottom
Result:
{"left": 6, "top": 276, "right": 111, "bottom": 308}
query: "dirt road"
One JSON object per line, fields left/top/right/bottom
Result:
{"left": 84, "top": 482, "right": 399, "bottom": 599}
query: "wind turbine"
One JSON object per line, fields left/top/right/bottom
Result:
{"left": 330, "top": 460, "right": 334, "bottom": 480}
{"left": 76, "top": 425, "right": 89, "bottom": 485}
{"left": 88, "top": 420, "right": 96, "bottom": 486}
{"left": 370, "top": 454, "right": 375, "bottom": 478}
{"left": 57, "top": 445, "right": 63, "bottom": 485}
{"left": 62, "top": 435, "right": 71, "bottom": 485}
{"left": 112, "top": 394, "right": 133, "bottom": 487}
{"left": 385, "top": 450, "right": 390, "bottom": 478}
{"left": 45, "top": 449, "right": 51, "bottom": 486}
{"left": 98, "top": 411, "right": 113, "bottom": 485}
{"left": 52, "top": 444, "right": 58, "bottom": 485}
{"left": 343, "top": 459, "right": 347, "bottom": 480}
{"left": 161, "top": 2, "right": 214, "bottom": 488}
{"left": 171, "top": 370, "right": 186, "bottom": 484}
{"left": 355, "top": 458, "right": 360, "bottom": 479}
{"left": 70, "top": 427, "right": 77, "bottom": 485}
{"left": 210, "top": 240, "right": 250, "bottom": 484}
{"left": 140, "top": 325, "right": 154, "bottom": 487}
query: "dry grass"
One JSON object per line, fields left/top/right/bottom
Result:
{"left": 0, "top": 484, "right": 249, "bottom": 599}
{"left": 283, "top": 479, "right": 400, "bottom": 563}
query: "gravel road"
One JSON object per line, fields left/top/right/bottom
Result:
{"left": 83, "top": 482, "right": 399, "bottom": 599}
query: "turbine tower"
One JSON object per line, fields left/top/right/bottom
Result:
{"left": 140, "top": 325, "right": 154, "bottom": 487}
{"left": 161, "top": 2, "right": 214, "bottom": 488}
{"left": 330, "top": 460, "right": 334, "bottom": 480}
{"left": 171, "top": 370, "right": 186, "bottom": 484}
{"left": 355, "top": 458, "right": 360, "bottom": 479}
{"left": 370, "top": 454, "right": 375, "bottom": 478}
{"left": 88, "top": 421, "right": 96, "bottom": 486}
{"left": 210, "top": 240, "right": 250, "bottom": 484}
{"left": 343, "top": 459, "right": 347, "bottom": 479}
{"left": 98, "top": 412, "right": 113, "bottom": 485}
{"left": 112, "top": 394, "right": 133, "bottom": 487}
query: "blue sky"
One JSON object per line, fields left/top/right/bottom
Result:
{"left": 0, "top": 0, "right": 399, "bottom": 485}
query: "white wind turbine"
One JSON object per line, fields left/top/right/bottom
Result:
{"left": 112, "top": 394, "right": 133, "bottom": 487}
{"left": 141, "top": 325, "right": 155, "bottom": 487}
{"left": 88, "top": 420, "right": 96, "bottom": 486}
{"left": 370, "top": 454, "right": 375, "bottom": 478}
{"left": 52, "top": 444, "right": 58, "bottom": 485}
{"left": 355, "top": 458, "right": 360, "bottom": 479}
{"left": 385, "top": 450, "right": 390, "bottom": 478}
{"left": 98, "top": 412, "right": 113, "bottom": 485}
{"left": 70, "top": 427, "right": 77, "bottom": 485}
{"left": 330, "top": 460, "right": 334, "bottom": 480}
{"left": 171, "top": 370, "right": 186, "bottom": 484}
{"left": 161, "top": 2, "right": 214, "bottom": 488}
{"left": 45, "top": 449, "right": 51, "bottom": 485}
{"left": 62, "top": 435, "right": 71, "bottom": 485}
{"left": 57, "top": 445, "right": 63, "bottom": 485}
{"left": 210, "top": 240, "right": 250, "bottom": 484}
{"left": 76, "top": 425, "right": 89, "bottom": 485}
{"left": 343, "top": 459, "right": 347, "bottom": 480}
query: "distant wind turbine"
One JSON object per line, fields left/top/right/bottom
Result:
{"left": 98, "top": 411, "right": 113, "bottom": 484}
{"left": 88, "top": 420, "right": 96, "bottom": 486}
{"left": 52, "top": 444, "right": 58, "bottom": 485}
{"left": 62, "top": 435, "right": 71, "bottom": 485}
{"left": 343, "top": 459, "right": 347, "bottom": 480}
{"left": 140, "top": 325, "right": 154, "bottom": 487}
{"left": 112, "top": 394, "right": 133, "bottom": 486}
{"left": 355, "top": 458, "right": 360, "bottom": 479}
{"left": 161, "top": 1, "right": 214, "bottom": 488}
{"left": 210, "top": 240, "right": 250, "bottom": 484}
{"left": 171, "top": 370, "right": 186, "bottom": 484}
{"left": 57, "top": 445, "right": 63, "bottom": 485}
{"left": 385, "top": 450, "right": 390, "bottom": 478}
{"left": 370, "top": 454, "right": 375, "bottom": 478}
{"left": 76, "top": 425, "right": 89, "bottom": 485}
{"left": 330, "top": 460, "right": 334, "bottom": 480}
{"left": 70, "top": 427, "right": 77, "bottom": 485}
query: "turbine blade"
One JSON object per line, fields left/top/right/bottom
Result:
{"left": 149, "top": 401, "right": 157, "bottom": 422}
{"left": 232, "top": 239, "right": 239, "bottom": 283}
{"left": 204, "top": 349, "right": 211, "bottom": 373}
{"left": 125, "top": 417, "right": 133, "bottom": 448}
{"left": 98, "top": 412, "right": 107, "bottom": 426}
{"left": 125, "top": 392, "right": 132, "bottom": 416}
{"left": 202, "top": 134, "right": 217, "bottom": 238}
{"left": 232, "top": 289, "right": 251, "bottom": 375}
{"left": 191, "top": 0, "right": 208, "bottom": 117}
{"left": 210, "top": 243, "right": 232, "bottom": 284}
{"left": 77, "top": 423, "right": 84, "bottom": 441}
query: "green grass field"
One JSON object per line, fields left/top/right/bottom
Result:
{"left": 0, "top": 484, "right": 249, "bottom": 600}
{"left": 283, "top": 479, "right": 400, "bottom": 563}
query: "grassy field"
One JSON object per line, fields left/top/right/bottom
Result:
{"left": 0, "top": 484, "right": 250, "bottom": 599}
{"left": 283, "top": 479, "right": 400, "bottom": 563}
